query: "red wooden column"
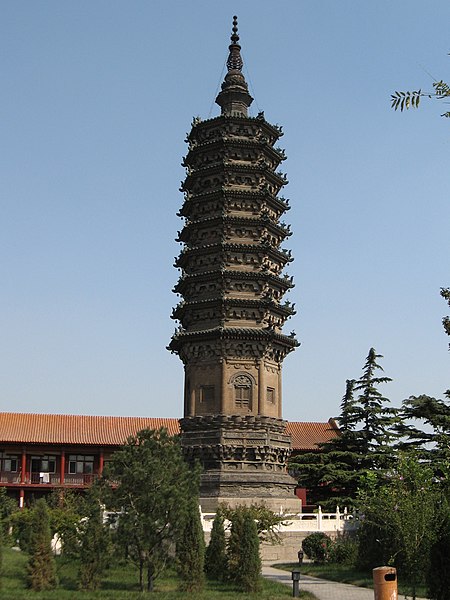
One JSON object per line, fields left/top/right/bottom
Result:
{"left": 60, "top": 449, "right": 65, "bottom": 485}
{"left": 21, "top": 448, "right": 26, "bottom": 484}
{"left": 99, "top": 448, "right": 104, "bottom": 475}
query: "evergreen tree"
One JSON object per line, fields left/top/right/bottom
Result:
{"left": 226, "top": 506, "right": 244, "bottom": 582}
{"left": 27, "top": 498, "right": 58, "bottom": 591}
{"left": 353, "top": 348, "right": 396, "bottom": 458}
{"left": 78, "top": 491, "right": 110, "bottom": 590}
{"left": 205, "top": 510, "right": 227, "bottom": 581}
{"left": 396, "top": 290, "right": 450, "bottom": 461}
{"left": 291, "top": 349, "right": 396, "bottom": 508}
{"left": 442, "top": 287, "right": 450, "bottom": 342}
{"left": 233, "top": 512, "right": 261, "bottom": 593}
{"left": 176, "top": 497, "right": 205, "bottom": 592}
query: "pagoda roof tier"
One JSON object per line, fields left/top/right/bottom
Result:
{"left": 171, "top": 296, "right": 296, "bottom": 322}
{"left": 169, "top": 325, "right": 299, "bottom": 353}
{"left": 180, "top": 162, "right": 288, "bottom": 194}
{"left": 173, "top": 268, "right": 294, "bottom": 296}
{"left": 183, "top": 138, "right": 286, "bottom": 169}
{"left": 178, "top": 189, "right": 290, "bottom": 219}
{"left": 186, "top": 114, "right": 283, "bottom": 147}
{"left": 174, "top": 242, "right": 293, "bottom": 271}
{"left": 176, "top": 214, "right": 292, "bottom": 244}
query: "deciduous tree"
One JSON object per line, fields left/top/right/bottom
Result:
{"left": 103, "top": 428, "right": 199, "bottom": 592}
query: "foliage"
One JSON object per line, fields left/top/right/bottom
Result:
{"left": 175, "top": 497, "right": 205, "bottom": 592}
{"left": 396, "top": 394, "right": 450, "bottom": 462}
{"left": 48, "top": 488, "right": 86, "bottom": 556}
{"left": 391, "top": 80, "right": 450, "bottom": 118}
{"left": 78, "top": 490, "right": 111, "bottom": 590}
{"left": 427, "top": 511, "right": 450, "bottom": 600}
{"left": 26, "top": 498, "right": 58, "bottom": 591}
{"left": 291, "top": 349, "right": 396, "bottom": 509}
{"left": 102, "top": 427, "right": 199, "bottom": 592}
{"left": 396, "top": 289, "right": 450, "bottom": 462}
{"left": 0, "top": 487, "right": 18, "bottom": 541}
{"left": 356, "top": 454, "right": 440, "bottom": 599}
{"left": 227, "top": 508, "right": 261, "bottom": 593}
{"left": 442, "top": 287, "right": 450, "bottom": 348}
{"left": 221, "top": 503, "right": 285, "bottom": 545}
{"left": 302, "top": 532, "right": 332, "bottom": 564}
{"left": 205, "top": 510, "right": 227, "bottom": 581}
{"left": 327, "top": 534, "right": 358, "bottom": 565}
{"left": 10, "top": 507, "right": 33, "bottom": 552}
{"left": 2, "top": 545, "right": 297, "bottom": 599}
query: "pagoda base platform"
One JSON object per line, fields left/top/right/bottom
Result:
{"left": 180, "top": 414, "right": 300, "bottom": 514}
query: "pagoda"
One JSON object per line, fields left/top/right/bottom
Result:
{"left": 169, "top": 17, "right": 299, "bottom": 511}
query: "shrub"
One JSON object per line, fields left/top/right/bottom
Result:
{"left": 78, "top": 498, "right": 111, "bottom": 590}
{"left": 427, "top": 514, "right": 450, "bottom": 600}
{"left": 176, "top": 498, "right": 205, "bottom": 592}
{"left": 27, "top": 499, "right": 58, "bottom": 591}
{"left": 328, "top": 534, "right": 358, "bottom": 564}
{"left": 205, "top": 511, "right": 227, "bottom": 581}
{"left": 227, "top": 506, "right": 261, "bottom": 592}
{"left": 302, "top": 532, "right": 332, "bottom": 563}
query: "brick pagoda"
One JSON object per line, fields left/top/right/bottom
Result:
{"left": 169, "top": 17, "right": 300, "bottom": 511}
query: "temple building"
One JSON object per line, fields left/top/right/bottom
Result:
{"left": 169, "top": 17, "right": 301, "bottom": 511}
{"left": 0, "top": 412, "right": 338, "bottom": 507}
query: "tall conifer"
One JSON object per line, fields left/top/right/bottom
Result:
{"left": 27, "top": 499, "right": 58, "bottom": 591}
{"left": 205, "top": 510, "right": 227, "bottom": 581}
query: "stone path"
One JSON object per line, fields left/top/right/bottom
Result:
{"left": 262, "top": 564, "right": 428, "bottom": 600}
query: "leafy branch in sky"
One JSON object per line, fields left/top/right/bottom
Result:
{"left": 391, "top": 76, "right": 450, "bottom": 117}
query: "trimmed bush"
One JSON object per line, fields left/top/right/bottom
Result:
{"left": 205, "top": 511, "right": 227, "bottom": 581}
{"left": 176, "top": 498, "right": 205, "bottom": 592}
{"left": 27, "top": 499, "right": 58, "bottom": 591}
{"left": 302, "top": 532, "right": 332, "bottom": 564}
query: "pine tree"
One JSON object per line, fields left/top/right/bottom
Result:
{"left": 78, "top": 492, "right": 110, "bottom": 590}
{"left": 205, "top": 510, "right": 227, "bottom": 581}
{"left": 176, "top": 497, "right": 205, "bottom": 592}
{"left": 291, "top": 349, "right": 396, "bottom": 508}
{"left": 353, "top": 348, "right": 396, "bottom": 458}
{"left": 27, "top": 498, "right": 58, "bottom": 591}
{"left": 396, "top": 290, "right": 450, "bottom": 461}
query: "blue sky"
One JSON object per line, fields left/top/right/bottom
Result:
{"left": 1, "top": 1, "right": 449, "bottom": 422}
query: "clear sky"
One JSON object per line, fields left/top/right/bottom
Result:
{"left": 2, "top": 1, "right": 449, "bottom": 422}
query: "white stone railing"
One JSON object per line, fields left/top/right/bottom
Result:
{"left": 200, "top": 505, "right": 357, "bottom": 534}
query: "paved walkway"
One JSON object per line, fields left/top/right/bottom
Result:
{"left": 262, "top": 564, "right": 428, "bottom": 600}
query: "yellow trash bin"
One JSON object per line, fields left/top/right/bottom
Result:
{"left": 373, "top": 566, "right": 398, "bottom": 600}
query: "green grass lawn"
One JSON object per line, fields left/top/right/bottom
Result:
{"left": 275, "top": 562, "right": 428, "bottom": 598}
{"left": 1, "top": 548, "right": 316, "bottom": 600}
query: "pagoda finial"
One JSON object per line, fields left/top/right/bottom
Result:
{"left": 216, "top": 15, "right": 253, "bottom": 116}
{"left": 227, "top": 15, "right": 243, "bottom": 72}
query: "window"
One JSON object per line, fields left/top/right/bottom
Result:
{"left": 234, "top": 374, "right": 252, "bottom": 409}
{"left": 200, "top": 386, "right": 215, "bottom": 403}
{"left": 1, "top": 455, "right": 18, "bottom": 472}
{"left": 267, "top": 387, "right": 276, "bottom": 404}
{"left": 68, "top": 455, "right": 94, "bottom": 475}
{"left": 32, "top": 456, "right": 56, "bottom": 473}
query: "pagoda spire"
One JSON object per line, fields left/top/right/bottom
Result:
{"left": 215, "top": 16, "right": 253, "bottom": 116}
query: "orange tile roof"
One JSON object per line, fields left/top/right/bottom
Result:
{"left": 0, "top": 412, "right": 338, "bottom": 451}
{"left": 286, "top": 419, "right": 340, "bottom": 451}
